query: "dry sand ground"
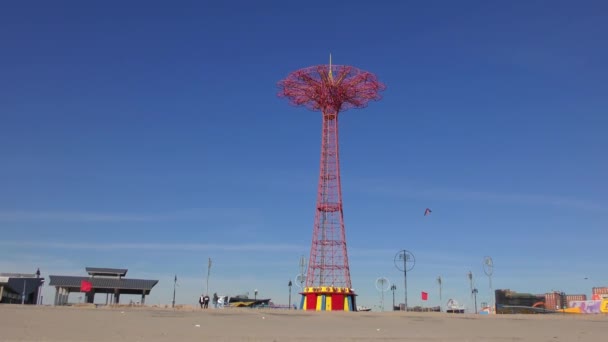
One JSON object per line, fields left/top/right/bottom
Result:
{"left": 1, "top": 305, "right": 607, "bottom": 342}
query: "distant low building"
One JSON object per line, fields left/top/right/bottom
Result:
{"left": 0, "top": 272, "right": 45, "bottom": 304}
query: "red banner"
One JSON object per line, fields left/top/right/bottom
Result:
{"left": 421, "top": 291, "right": 428, "bottom": 301}
{"left": 80, "top": 280, "right": 92, "bottom": 292}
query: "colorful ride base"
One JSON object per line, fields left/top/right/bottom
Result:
{"left": 299, "top": 287, "right": 357, "bottom": 311}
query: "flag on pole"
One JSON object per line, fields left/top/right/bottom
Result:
{"left": 80, "top": 280, "right": 92, "bottom": 292}
{"left": 421, "top": 291, "right": 428, "bottom": 301}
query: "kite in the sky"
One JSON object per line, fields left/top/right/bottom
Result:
{"left": 424, "top": 208, "right": 432, "bottom": 216}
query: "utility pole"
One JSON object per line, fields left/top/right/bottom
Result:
{"left": 472, "top": 288, "right": 478, "bottom": 314}
{"left": 437, "top": 276, "right": 442, "bottom": 311}
{"left": 172, "top": 275, "right": 177, "bottom": 308}
{"left": 390, "top": 284, "right": 397, "bottom": 311}
{"left": 288, "top": 280, "right": 293, "bottom": 309}
{"left": 36, "top": 268, "right": 42, "bottom": 305}
{"left": 403, "top": 258, "right": 407, "bottom": 311}
{"left": 206, "top": 258, "right": 212, "bottom": 295}
{"left": 380, "top": 279, "right": 386, "bottom": 311}
{"left": 467, "top": 271, "right": 473, "bottom": 297}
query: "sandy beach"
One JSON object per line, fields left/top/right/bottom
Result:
{"left": 1, "top": 305, "right": 606, "bottom": 341}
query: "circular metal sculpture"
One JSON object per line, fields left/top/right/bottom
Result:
{"left": 375, "top": 277, "right": 390, "bottom": 311}
{"left": 375, "top": 277, "right": 390, "bottom": 292}
{"left": 394, "top": 250, "right": 416, "bottom": 311}
{"left": 394, "top": 250, "right": 416, "bottom": 272}
{"left": 483, "top": 256, "right": 494, "bottom": 309}
{"left": 294, "top": 273, "right": 306, "bottom": 289}
{"left": 483, "top": 256, "right": 494, "bottom": 276}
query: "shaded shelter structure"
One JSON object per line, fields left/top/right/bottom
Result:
{"left": 49, "top": 267, "right": 158, "bottom": 306}
{"left": 0, "top": 272, "right": 45, "bottom": 304}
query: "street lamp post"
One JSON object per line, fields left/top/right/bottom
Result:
{"left": 172, "top": 275, "right": 177, "bottom": 308}
{"left": 35, "top": 268, "right": 42, "bottom": 305}
{"left": 437, "top": 276, "right": 442, "bottom": 312}
{"left": 390, "top": 284, "right": 397, "bottom": 311}
{"left": 472, "top": 288, "right": 478, "bottom": 314}
{"left": 288, "top": 280, "right": 293, "bottom": 309}
{"left": 394, "top": 250, "right": 415, "bottom": 312}
{"left": 402, "top": 258, "right": 406, "bottom": 310}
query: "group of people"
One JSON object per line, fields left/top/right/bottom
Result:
{"left": 198, "top": 294, "right": 210, "bottom": 309}
{"left": 199, "top": 293, "right": 221, "bottom": 309}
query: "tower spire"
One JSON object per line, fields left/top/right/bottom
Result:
{"left": 328, "top": 53, "right": 333, "bottom": 82}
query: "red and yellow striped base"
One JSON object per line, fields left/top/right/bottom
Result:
{"left": 299, "top": 287, "right": 357, "bottom": 311}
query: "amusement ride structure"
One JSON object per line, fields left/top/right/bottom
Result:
{"left": 278, "top": 56, "right": 385, "bottom": 311}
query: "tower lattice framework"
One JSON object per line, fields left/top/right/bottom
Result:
{"left": 278, "top": 60, "right": 385, "bottom": 311}
{"left": 309, "top": 106, "right": 349, "bottom": 289}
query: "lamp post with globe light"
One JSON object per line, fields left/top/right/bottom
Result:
{"left": 390, "top": 284, "right": 397, "bottom": 311}
{"left": 288, "top": 280, "right": 293, "bottom": 309}
{"left": 472, "top": 288, "right": 479, "bottom": 314}
{"left": 35, "top": 268, "right": 42, "bottom": 305}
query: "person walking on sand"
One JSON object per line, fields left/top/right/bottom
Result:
{"left": 199, "top": 294, "right": 204, "bottom": 309}
{"left": 213, "top": 293, "right": 219, "bottom": 308}
{"left": 203, "top": 294, "right": 210, "bottom": 309}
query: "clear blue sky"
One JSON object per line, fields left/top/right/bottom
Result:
{"left": 1, "top": 0, "right": 606, "bottom": 310}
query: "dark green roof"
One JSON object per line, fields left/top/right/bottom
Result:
{"left": 85, "top": 267, "right": 128, "bottom": 277}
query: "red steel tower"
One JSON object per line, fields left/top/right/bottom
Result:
{"left": 278, "top": 58, "right": 385, "bottom": 311}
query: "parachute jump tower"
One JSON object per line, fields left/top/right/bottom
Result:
{"left": 278, "top": 57, "right": 385, "bottom": 311}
